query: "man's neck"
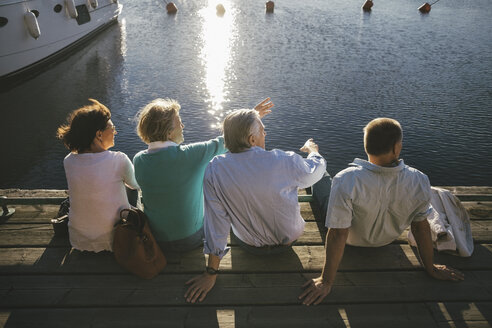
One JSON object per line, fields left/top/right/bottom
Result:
{"left": 367, "top": 154, "right": 399, "bottom": 167}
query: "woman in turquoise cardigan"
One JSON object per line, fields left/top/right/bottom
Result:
{"left": 133, "top": 97, "right": 273, "bottom": 254}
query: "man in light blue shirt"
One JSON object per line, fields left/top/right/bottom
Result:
{"left": 184, "top": 107, "right": 327, "bottom": 303}
{"left": 299, "top": 118, "right": 465, "bottom": 306}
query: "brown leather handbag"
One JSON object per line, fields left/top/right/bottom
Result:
{"left": 113, "top": 208, "right": 166, "bottom": 279}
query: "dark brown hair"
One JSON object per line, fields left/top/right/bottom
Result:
{"left": 57, "top": 99, "right": 111, "bottom": 153}
{"left": 363, "top": 118, "right": 402, "bottom": 156}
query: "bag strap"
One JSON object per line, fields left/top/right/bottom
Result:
{"left": 118, "top": 208, "right": 146, "bottom": 233}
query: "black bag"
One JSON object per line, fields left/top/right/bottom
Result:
{"left": 51, "top": 197, "right": 69, "bottom": 236}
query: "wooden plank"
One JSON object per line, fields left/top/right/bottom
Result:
{"left": 3, "top": 200, "right": 490, "bottom": 226}
{"left": 440, "top": 187, "right": 492, "bottom": 195}
{"left": 1, "top": 304, "right": 490, "bottom": 328}
{"left": 427, "top": 302, "right": 492, "bottom": 325}
{"left": 463, "top": 202, "right": 492, "bottom": 220}
{"left": 3, "top": 218, "right": 492, "bottom": 247}
{"left": 1, "top": 194, "right": 310, "bottom": 209}
{"left": 0, "top": 190, "right": 68, "bottom": 198}
{"left": 395, "top": 220, "right": 492, "bottom": 244}
{"left": 1, "top": 244, "right": 491, "bottom": 274}
{"left": 3, "top": 187, "right": 490, "bottom": 197}
{"left": 1, "top": 203, "right": 317, "bottom": 224}
{"left": 0, "top": 222, "right": 326, "bottom": 247}
{"left": 4, "top": 303, "right": 488, "bottom": 328}
{"left": 1, "top": 271, "right": 491, "bottom": 307}
{"left": 2, "top": 199, "right": 490, "bottom": 225}
{"left": 0, "top": 197, "right": 66, "bottom": 206}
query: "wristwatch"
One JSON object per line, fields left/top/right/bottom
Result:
{"left": 205, "top": 266, "right": 219, "bottom": 275}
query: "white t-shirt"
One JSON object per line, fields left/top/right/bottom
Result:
{"left": 325, "top": 158, "right": 431, "bottom": 247}
{"left": 64, "top": 151, "right": 139, "bottom": 252}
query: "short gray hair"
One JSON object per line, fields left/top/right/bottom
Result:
{"left": 223, "top": 109, "right": 261, "bottom": 153}
{"left": 136, "top": 98, "right": 180, "bottom": 144}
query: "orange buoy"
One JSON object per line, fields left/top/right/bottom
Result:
{"left": 418, "top": 2, "right": 431, "bottom": 12}
{"left": 166, "top": 2, "right": 178, "bottom": 14}
{"left": 216, "top": 4, "right": 225, "bottom": 15}
{"left": 362, "top": 0, "right": 373, "bottom": 11}
{"left": 266, "top": 1, "right": 274, "bottom": 13}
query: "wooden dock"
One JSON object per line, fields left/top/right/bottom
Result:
{"left": 1, "top": 187, "right": 492, "bottom": 327}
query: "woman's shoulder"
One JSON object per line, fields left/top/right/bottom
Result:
{"left": 106, "top": 150, "right": 132, "bottom": 163}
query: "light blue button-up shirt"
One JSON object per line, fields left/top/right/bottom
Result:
{"left": 203, "top": 146, "right": 326, "bottom": 258}
{"left": 326, "top": 158, "right": 432, "bottom": 247}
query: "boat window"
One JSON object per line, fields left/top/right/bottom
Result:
{"left": 75, "top": 5, "right": 91, "bottom": 25}
{"left": 54, "top": 4, "right": 63, "bottom": 13}
{"left": 0, "top": 17, "right": 7, "bottom": 28}
{"left": 31, "top": 10, "right": 40, "bottom": 17}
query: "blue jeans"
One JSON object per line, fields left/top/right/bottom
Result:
{"left": 157, "top": 227, "right": 204, "bottom": 254}
{"left": 312, "top": 171, "right": 332, "bottom": 221}
{"left": 232, "top": 232, "right": 294, "bottom": 256}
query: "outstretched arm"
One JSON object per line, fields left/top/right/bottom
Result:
{"left": 299, "top": 227, "right": 349, "bottom": 305}
{"left": 411, "top": 219, "right": 464, "bottom": 281}
{"left": 254, "top": 97, "right": 274, "bottom": 119}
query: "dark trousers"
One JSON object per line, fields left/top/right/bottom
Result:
{"left": 311, "top": 171, "right": 332, "bottom": 222}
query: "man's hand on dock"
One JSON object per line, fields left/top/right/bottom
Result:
{"left": 298, "top": 276, "right": 332, "bottom": 306}
{"left": 184, "top": 272, "right": 217, "bottom": 303}
{"left": 427, "top": 264, "right": 465, "bottom": 282}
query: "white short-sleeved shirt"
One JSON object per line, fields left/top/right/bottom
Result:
{"left": 325, "top": 158, "right": 431, "bottom": 247}
{"left": 64, "top": 151, "right": 139, "bottom": 252}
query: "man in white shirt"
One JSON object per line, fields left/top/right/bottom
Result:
{"left": 184, "top": 107, "right": 327, "bottom": 303}
{"left": 299, "top": 117, "right": 465, "bottom": 306}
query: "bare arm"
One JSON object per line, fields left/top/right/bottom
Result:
{"left": 411, "top": 220, "right": 464, "bottom": 281}
{"left": 184, "top": 254, "right": 221, "bottom": 303}
{"left": 299, "top": 228, "right": 349, "bottom": 305}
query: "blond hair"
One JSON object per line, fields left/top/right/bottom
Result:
{"left": 136, "top": 98, "right": 180, "bottom": 144}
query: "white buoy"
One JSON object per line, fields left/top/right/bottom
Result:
{"left": 24, "top": 11, "right": 40, "bottom": 39}
{"left": 65, "top": 0, "right": 78, "bottom": 18}
{"left": 89, "top": 0, "right": 98, "bottom": 9}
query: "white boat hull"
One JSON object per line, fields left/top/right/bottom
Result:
{"left": 0, "top": 0, "right": 122, "bottom": 78}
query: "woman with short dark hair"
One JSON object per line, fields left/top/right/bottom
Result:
{"left": 57, "top": 99, "right": 139, "bottom": 252}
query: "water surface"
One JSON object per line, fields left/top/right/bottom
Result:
{"left": 0, "top": 0, "right": 491, "bottom": 188}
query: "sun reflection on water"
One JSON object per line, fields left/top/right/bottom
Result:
{"left": 198, "top": 0, "right": 237, "bottom": 128}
